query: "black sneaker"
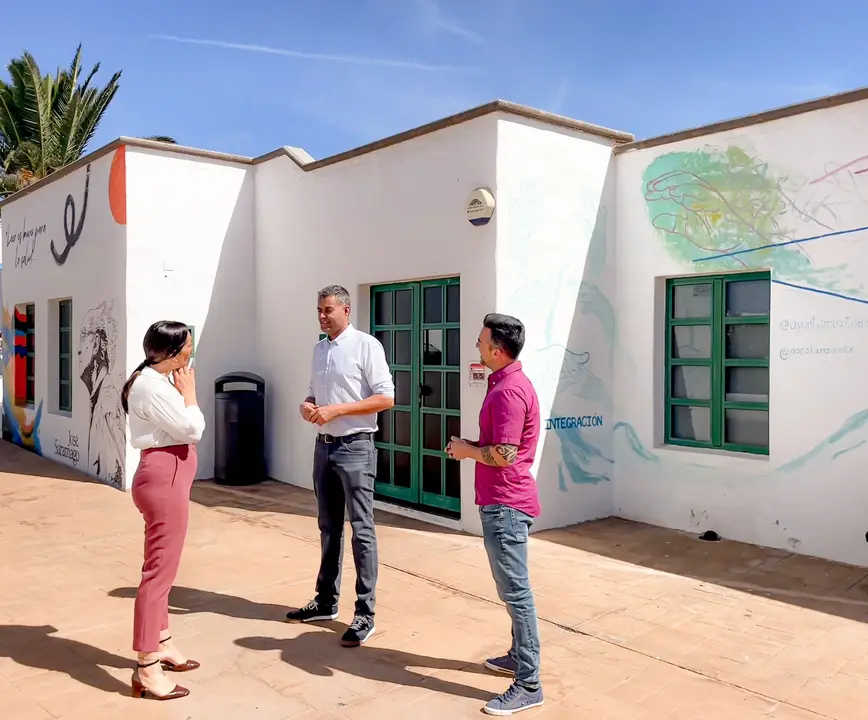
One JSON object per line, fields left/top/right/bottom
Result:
{"left": 341, "top": 615, "right": 375, "bottom": 647}
{"left": 285, "top": 600, "right": 339, "bottom": 623}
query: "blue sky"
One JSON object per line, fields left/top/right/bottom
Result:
{"left": 2, "top": 0, "right": 865, "bottom": 159}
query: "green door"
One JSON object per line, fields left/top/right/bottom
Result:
{"left": 371, "top": 278, "right": 462, "bottom": 515}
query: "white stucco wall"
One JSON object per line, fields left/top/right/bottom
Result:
{"left": 125, "top": 148, "right": 256, "bottom": 483}
{"left": 494, "top": 117, "right": 617, "bottom": 531}
{"left": 256, "top": 116, "right": 499, "bottom": 532}
{"left": 614, "top": 99, "right": 868, "bottom": 565}
{"left": 1, "top": 152, "right": 127, "bottom": 487}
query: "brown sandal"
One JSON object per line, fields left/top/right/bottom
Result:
{"left": 131, "top": 658, "right": 190, "bottom": 700}
{"left": 159, "top": 635, "right": 201, "bottom": 672}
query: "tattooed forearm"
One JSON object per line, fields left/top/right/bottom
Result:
{"left": 495, "top": 444, "right": 518, "bottom": 464}
{"left": 480, "top": 447, "right": 496, "bottom": 465}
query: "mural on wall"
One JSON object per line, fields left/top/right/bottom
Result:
{"left": 500, "top": 174, "right": 615, "bottom": 492}
{"left": 50, "top": 163, "right": 90, "bottom": 265}
{"left": 2, "top": 219, "right": 44, "bottom": 269}
{"left": 642, "top": 146, "right": 868, "bottom": 302}
{"left": 1, "top": 305, "right": 43, "bottom": 453}
{"left": 109, "top": 146, "right": 127, "bottom": 225}
{"left": 78, "top": 301, "right": 125, "bottom": 488}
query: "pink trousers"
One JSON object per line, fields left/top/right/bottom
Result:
{"left": 131, "top": 444, "right": 198, "bottom": 653}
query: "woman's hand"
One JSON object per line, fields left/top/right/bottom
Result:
{"left": 172, "top": 367, "right": 198, "bottom": 407}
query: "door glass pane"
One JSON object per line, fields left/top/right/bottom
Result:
{"left": 26, "top": 330, "right": 35, "bottom": 352}
{"left": 445, "top": 459, "right": 460, "bottom": 498}
{"left": 394, "top": 370, "right": 412, "bottom": 406}
{"left": 423, "top": 455, "right": 442, "bottom": 494}
{"left": 726, "top": 280, "right": 770, "bottom": 317}
{"left": 27, "top": 378, "right": 35, "bottom": 404}
{"left": 377, "top": 448, "right": 390, "bottom": 483}
{"left": 423, "top": 329, "right": 443, "bottom": 365}
{"left": 59, "top": 383, "right": 71, "bottom": 411}
{"left": 59, "top": 301, "right": 71, "bottom": 328}
{"left": 26, "top": 355, "right": 35, "bottom": 378}
{"left": 395, "top": 331, "right": 411, "bottom": 365}
{"left": 60, "top": 356, "right": 71, "bottom": 384}
{"left": 725, "top": 409, "right": 769, "bottom": 448}
{"left": 671, "top": 366, "right": 711, "bottom": 400}
{"left": 725, "top": 367, "right": 769, "bottom": 403}
{"left": 726, "top": 324, "right": 769, "bottom": 359}
{"left": 374, "top": 292, "right": 392, "bottom": 326}
{"left": 422, "top": 371, "right": 442, "bottom": 408}
{"left": 423, "top": 286, "right": 443, "bottom": 324}
{"left": 446, "top": 415, "right": 461, "bottom": 441}
{"left": 445, "top": 328, "right": 460, "bottom": 366}
{"left": 671, "top": 406, "right": 711, "bottom": 442}
{"left": 446, "top": 284, "right": 460, "bottom": 323}
{"left": 672, "top": 284, "right": 711, "bottom": 318}
{"left": 60, "top": 329, "right": 70, "bottom": 355}
{"left": 375, "top": 331, "right": 391, "bottom": 364}
{"left": 376, "top": 411, "right": 391, "bottom": 443}
{"left": 446, "top": 373, "right": 460, "bottom": 410}
{"left": 394, "top": 411, "right": 411, "bottom": 446}
{"left": 394, "top": 451, "right": 412, "bottom": 487}
{"left": 423, "top": 414, "right": 441, "bottom": 451}
{"left": 672, "top": 326, "right": 711, "bottom": 359}
{"left": 395, "top": 289, "right": 412, "bottom": 324}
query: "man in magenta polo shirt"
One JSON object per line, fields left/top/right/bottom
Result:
{"left": 447, "top": 313, "right": 543, "bottom": 716}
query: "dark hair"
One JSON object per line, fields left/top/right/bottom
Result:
{"left": 121, "top": 321, "right": 190, "bottom": 413}
{"left": 483, "top": 313, "right": 525, "bottom": 359}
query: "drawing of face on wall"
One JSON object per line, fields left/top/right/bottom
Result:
{"left": 78, "top": 301, "right": 125, "bottom": 488}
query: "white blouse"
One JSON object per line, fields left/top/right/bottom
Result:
{"left": 127, "top": 367, "right": 206, "bottom": 449}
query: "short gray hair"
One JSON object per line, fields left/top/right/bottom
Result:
{"left": 318, "top": 285, "right": 351, "bottom": 306}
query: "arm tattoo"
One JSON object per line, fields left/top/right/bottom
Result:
{"left": 495, "top": 444, "right": 518, "bottom": 464}
{"left": 480, "top": 447, "right": 496, "bottom": 465}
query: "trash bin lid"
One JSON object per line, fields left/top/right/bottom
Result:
{"left": 215, "top": 372, "right": 265, "bottom": 392}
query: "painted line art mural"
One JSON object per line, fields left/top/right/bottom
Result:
{"left": 2, "top": 305, "right": 43, "bottom": 453}
{"left": 642, "top": 146, "right": 867, "bottom": 300}
{"left": 51, "top": 163, "right": 90, "bottom": 266}
{"left": 78, "top": 301, "right": 125, "bottom": 488}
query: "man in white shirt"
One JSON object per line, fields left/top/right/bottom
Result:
{"left": 287, "top": 285, "right": 395, "bottom": 647}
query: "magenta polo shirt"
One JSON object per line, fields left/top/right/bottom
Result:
{"left": 475, "top": 361, "right": 542, "bottom": 518}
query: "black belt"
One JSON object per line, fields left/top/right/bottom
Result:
{"left": 317, "top": 431, "right": 373, "bottom": 445}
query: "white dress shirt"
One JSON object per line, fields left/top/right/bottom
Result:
{"left": 127, "top": 367, "right": 206, "bottom": 449}
{"left": 308, "top": 324, "right": 395, "bottom": 437}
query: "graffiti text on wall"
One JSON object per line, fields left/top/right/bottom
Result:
{"left": 3, "top": 219, "right": 45, "bottom": 269}
{"left": 545, "top": 415, "right": 604, "bottom": 431}
{"left": 51, "top": 163, "right": 90, "bottom": 266}
{"left": 54, "top": 431, "right": 81, "bottom": 467}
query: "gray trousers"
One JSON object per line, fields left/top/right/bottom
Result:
{"left": 313, "top": 433, "right": 379, "bottom": 617}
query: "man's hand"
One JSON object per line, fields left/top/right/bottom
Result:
{"left": 310, "top": 405, "right": 344, "bottom": 426}
{"left": 299, "top": 401, "right": 318, "bottom": 422}
{"left": 445, "top": 436, "right": 475, "bottom": 460}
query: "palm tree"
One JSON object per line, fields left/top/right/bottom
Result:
{"left": 0, "top": 46, "right": 175, "bottom": 199}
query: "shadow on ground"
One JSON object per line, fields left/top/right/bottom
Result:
{"left": 235, "top": 627, "right": 492, "bottom": 702}
{"left": 0, "top": 624, "right": 131, "bottom": 694}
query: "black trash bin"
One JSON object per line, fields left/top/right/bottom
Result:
{"left": 214, "top": 372, "right": 266, "bottom": 486}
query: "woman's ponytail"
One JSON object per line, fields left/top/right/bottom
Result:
{"left": 121, "top": 359, "right": 150, "bottom": 413}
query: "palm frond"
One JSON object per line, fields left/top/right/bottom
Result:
{"left": 140, "top": 135, "right": 177, "bottom": 144}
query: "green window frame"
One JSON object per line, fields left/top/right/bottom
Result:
{"left": 664, "top": 272, "right": 770, "bottom": 455}
{"left": 58, "top": 299, "right": 72, "bottom": 412}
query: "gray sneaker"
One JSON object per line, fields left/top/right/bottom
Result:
{"left": 484, "top": 683, "right": 545, "bottom": 715}
{"left": 484, "top": 654, "right": 518, "bottom": 676}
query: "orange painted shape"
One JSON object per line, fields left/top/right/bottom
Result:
{"left": 109, "top": 145, "right": 127, "bottom": 225}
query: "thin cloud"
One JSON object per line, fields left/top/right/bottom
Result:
{"left": 548, "top": 78, "right": 570, "bottom": 115}
{"left": 148, "top": 34, "right": 476, "bottom": 73}
{"left": 415, "top": 0, "right": 485, "bottom": 45}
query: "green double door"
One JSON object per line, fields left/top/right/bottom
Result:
{"left": 371, "top": 278, "right": 462, "bottom": 515}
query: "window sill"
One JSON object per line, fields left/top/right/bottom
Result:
{"left": 656, "top": 442, "right": 770, "bottom": 464}
{"left": 49, "top": 409, "right": 73, "bottom": 419}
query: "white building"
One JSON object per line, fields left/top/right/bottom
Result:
{"left": 4, "top": 91, "right": 868, "bottom": 565}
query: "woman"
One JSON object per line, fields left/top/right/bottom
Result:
{"left": 121, "top": 321, "right": 205, "bottom": 700}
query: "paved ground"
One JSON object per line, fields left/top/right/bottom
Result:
{"left": 2, "top": 444, "right": 868, "bottom": 719}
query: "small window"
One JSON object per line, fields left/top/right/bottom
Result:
{"left": 14, "top": 303, "right": 36, "bottom": 407}
{"left": 58, "top": 299, "right": 72, "bottom": 412}
{"left": 665, "top": 273, "right": 770, "bottom": 455}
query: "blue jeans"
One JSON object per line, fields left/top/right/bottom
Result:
{"left": 480, "top": 504, "right": 541, "bottom": 689}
